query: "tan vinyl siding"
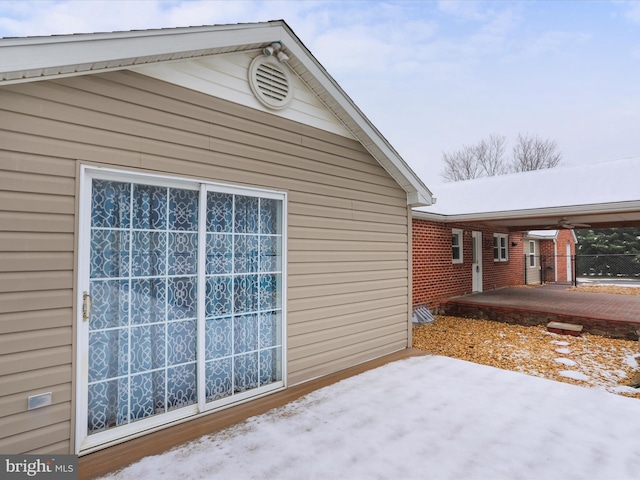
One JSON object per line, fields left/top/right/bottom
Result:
{"left": 0, "top": 146, "right": 75, "bottom": 453}
{"left": 0, "top": 365, "right": 71, "bottom": 398}
{"left": 0, "top": 383, "right": 71, "bottom": 419}
{"left": 1, "top": 423, "right": 72, "bottom": 455}
{"left": 0, "top": 69, "right": 410, "bottom": 454}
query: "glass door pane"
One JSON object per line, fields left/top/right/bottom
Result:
{"left": 204, "top": 192, "right": 282, "bottom": 404}
{"left": 87, "top": 180, "right": 198, "bottom": 435}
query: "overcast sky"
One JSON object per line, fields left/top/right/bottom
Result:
{"left": 1, "top": 0, "right": 639, "bottom": 184}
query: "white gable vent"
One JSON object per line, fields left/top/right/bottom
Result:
{"left": 249, "top": 55, "right": 293, "bottom": 110}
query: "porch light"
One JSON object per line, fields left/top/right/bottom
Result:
{"left": 276, "top": 51, "right": 290, "bottom": 62}
{"left": 262, "top": 42, "right": 289, "bottom": 63}
{"left": 263, "top": 42, "right": 282, "bottom": 56}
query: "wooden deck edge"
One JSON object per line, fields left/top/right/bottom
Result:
{"left": 79, "top": 348, "right": 427, "bottom": 479}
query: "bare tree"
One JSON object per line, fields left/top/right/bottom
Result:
{"left": 441, "top": 145, "right": 481, "bottom": 182}
{"left": 511, "top": 133, "right": 562, "bottom": 172}
{"left": 441, "top": 133, "right": 561, "bottom": 182}
{"left": 441, "top": 134, "right": 508, "bottom": 182}
{"left": 478, "top": 134, "right": 508, "bottom": 176}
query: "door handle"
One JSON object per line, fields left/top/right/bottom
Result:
{"left": 82, "top": 291, "right": 92, "bottom": 322}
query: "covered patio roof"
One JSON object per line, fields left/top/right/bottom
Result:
{"left": 414, "top": 158, "right": 640, "bottom": 230}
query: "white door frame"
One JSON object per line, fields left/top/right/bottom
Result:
{"left": 472, "top": 231, "right": 483, "bottom": 293}
{"left": 566, "top": 243, "right": 573, "bottom": 282}
{"left": 76, "top": 165, "right": 288, "bottom": 454}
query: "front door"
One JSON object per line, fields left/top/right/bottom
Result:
{"left": 472, "top": 231, "right": 483, "bottom": 292}
{"left": 77, "top": 167, "right": 285, "bottom": 453}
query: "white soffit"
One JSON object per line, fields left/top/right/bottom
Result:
{"left": 0, "top": 21, "right": 433, "bottom": 207}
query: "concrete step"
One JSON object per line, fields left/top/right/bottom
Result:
{"left": 547, "top": 321, "right": 583, "bottom": 336}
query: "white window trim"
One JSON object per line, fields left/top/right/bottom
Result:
{"left": 493, "top": 234, "right": 509, "bottom": 262}
{"left": 76, "top": 165, "right": 288, "bottom": 454}
{"left": 529, "top": 240, "right": 536, "bottom": 267}
{"left": 452, "top": 228, "right": 463, "bottom": 264}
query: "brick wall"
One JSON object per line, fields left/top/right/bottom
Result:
{"left": 538, "top": 239, "right": 555, "bottom": 283}
{"left": 555, "top": 229, "right": 576, "bottom": 283}
{"left": 536, "top": 230, "right": 576, "bottom": 283}
{"left": 412, "top": 218, "right": 527, "bottom": 310}
{"left": 442, "top": 302, "right": 638, "bottom": 340}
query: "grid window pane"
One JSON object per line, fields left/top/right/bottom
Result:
{"left": 204, "top": 192, "right": 283, "bottom": 402}
{"left": 88, "top": 181, "right": 199, "bottom": 436}
{"left": 87, "top": 179, "right": 284, "bottom": 440}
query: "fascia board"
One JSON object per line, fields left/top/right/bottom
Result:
{"left": 525, "top": 232, "right": 558, "bottom": 240}
{"left": 413, "top": 200, "right": 640, "bottom": 223}
{"left": 407, "top": 191, "right": 433, "bottom": 207}
{"left": 412, "top": 210, "right": 448, "bottom": 222}
{"left": 0, "top": 23, "right": 281, "bottom": 74}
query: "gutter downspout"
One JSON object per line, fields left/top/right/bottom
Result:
{"left": 407, "top": 205, "right": 413, "bottom": 348}
{"left": 553, "top": 238, "right": 558, "bottom": 282}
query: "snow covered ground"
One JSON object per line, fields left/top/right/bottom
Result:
{"left": 102, "top": 355, "right": 640, "bottom": 480}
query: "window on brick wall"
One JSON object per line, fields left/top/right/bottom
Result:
{"left": 452, "top": 229, "right": 463, "bottom": 264}
{"left": 529, "top": 240, "right": 536, "bottom": 267}
{"left": 493, "top": 234, "right": 508, "bottom": 262}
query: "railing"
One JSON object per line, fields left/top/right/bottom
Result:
{"left": 521, "top": 254, "right": 640, "bottom": 286}
{"left": 574, "top": 254, "right": 640, "bottom": 285}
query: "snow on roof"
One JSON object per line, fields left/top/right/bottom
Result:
{"left": 416, "top": 157, "right": 640, "bottom": 217}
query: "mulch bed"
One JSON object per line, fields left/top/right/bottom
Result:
{"left": 413, "top": 315, "right": 640, "bottom": 399}
{"left": 569, "top": 284, "right": 640, "bottom": 295}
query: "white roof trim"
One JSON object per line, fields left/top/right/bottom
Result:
{"left": 526, "top": 230, "right": 559, "bottom": 240}
{"left": 414, "top": 200, "right": 640, "bottom": 223}
{"left": 0, "top": 21, "right": 433, "bottom": 207}
{"left": 526, "top": 230, "right": 578, "bottom": 243}
{"left": 0, "top": 24, "right": 279, "bottom": 76}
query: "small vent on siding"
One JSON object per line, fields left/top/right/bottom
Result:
{"left": 249, "top": 55, "right": 293, "bottom": 110}
{"left": 412, "top": 305, "right": 435, "bottom": 325}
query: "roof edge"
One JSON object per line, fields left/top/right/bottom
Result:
{"left": 0, "top": 22, "right": 284, "bottom": 83}
{"left": 413, "top": 200, "right": 640, "bottom": 223}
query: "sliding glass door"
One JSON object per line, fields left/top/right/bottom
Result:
{"left": 203, "top": 192, "right": 283, "bottom": 402}
{"left": 77, "top": 168, "right": 285, "bottom": 452}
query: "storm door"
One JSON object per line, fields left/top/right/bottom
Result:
{"left": 472, "top": 231, "right": 483, "bottom": 292}
{"left": 526, "top": 240, "right": 541, "bottom": 284}
{"left": 77, "top": 168, "right": 285, "bottom": 453}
